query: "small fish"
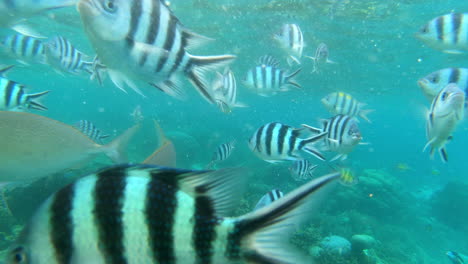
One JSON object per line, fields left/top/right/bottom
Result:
{"left": 244, "top": 55, "right": 301, "bottom": 96}
{"left": 303, "top": 115, "right": 362, "bottom": 161}
{"left": 321, "top": 92, "right": 373, "bottom": 122}
{"left": 0, "top": 34, "right": 46, "bottom": 64}
{"left": 306, "top": 43, "right": 335, "bottom": 73}
{"left": 44, "top": 36, "right": 94, "bottom": 75}
{"left": 77, "top": 0, "right": 235, "bottom": 102}
{"left": 289, "top": 159, "right": 318, "bottom": 181}
{"left": 5, "top": 164, "right": 339, "bottom": 264}
{"left": 0, "top": 66, "right": 49, "bottom": 111}
{"left": 339, "top": 168, "right": 359, "bottom": 186}
{"left": 254, "top": 189, "right": 284, "bottom": 211}
{"left": 206, "top": 142, "right": 235, "bottom": 169}
{"left": 74, "top": 120, "right": 110, "bottom": 144}
{"left": 248, "top": 122, "right": 327, "bottom": 163}
{"left": 416, "top": 13, "right": 468, "bottom": 54}
{"left": 447, "top": 251, "right": 467, "bottom": 264}
{"left": 424, "top": 83, "right": 465, "bottom": 162}
{"left": 418, "top": 68, "right": 468, "bottom": 103}
{"left": 274, "top": 23, "right": 304, "bottom": 65}
{"left": 213, "top": 69, "right": 246, "bottom": 113}
{"left": 0, "top": 111, "right": 139, "bottom": 182}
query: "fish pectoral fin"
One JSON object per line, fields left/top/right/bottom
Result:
{"left": 150, "top": 78, "right": 187, "bottom": 101}
{"left": 422, "top": 139, "right": 435, "bottom": 153}
{"left": 439, "top": 148, "right": 448, "bottom": 162}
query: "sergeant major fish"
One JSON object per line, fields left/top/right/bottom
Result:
{"left": 289, "top": 159, "right": 318, "bottom": 182}
{"left": 212, "top": 69, "right": 246, "bottom": 114}
{"left": 248, "top": 122, "right": 327, "bottom": 163}
{"left": 418, "top": 68, "right": 468, "bottom": 105}
{"left": 274, "top": 23, "right": 304, "bottom": 65}
{"left": 77, "top": 0, "right": 235, "bottom": 102}
{"left": 0, "top": 34, "right": 46, "bottom": 65}
{"left": 206, "top": 142, "right": 235, "bottom": 169}
{"left": 416, "top": 13, "right": 468, "bottom": 54}
{"left": 424, "top": 83, "right": 465, "bottom": 162}
{"left": 321, "top": 92, "right": 373, "bottom": 123}
{"left": 306, "top": 43, "right": 335, "bottom": 73}
{"left": 74, "top": 120, "right": 110, "bottom": 144}
{"left": 5, "top": 164, "right": 339, "bottom": 264}
{"left": 44, "top": 36, "right": 94, "bottom": 76}
{"left": 253, "top": 189, "right": 284, "bottom": 211}
{"left": 244, "top": 55, "right": 301, "bottom": 97}
{"left": 447, "top": 251, "right": 468, "bottom": 264}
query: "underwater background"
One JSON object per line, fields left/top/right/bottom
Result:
{"left": 0, "top": 0, "right": 467, "bottom": 263}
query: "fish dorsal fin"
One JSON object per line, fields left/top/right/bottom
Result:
{"left": 258, "top": 55, "right": 280, "bottom": 67}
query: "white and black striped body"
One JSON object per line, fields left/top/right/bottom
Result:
{"left": 0, "top": 34, "right": 46, "bottom": 64}
{"left": 244, "top": 55, "right": 301, "bottom": 97}
{"left": 45, "top": 36, "right": 94, "bottom": 75}
{"left": 253, "top": 189, "right": 284, "bottom": 211}
{"left": 213, "top": 69, "right": 244, "bottom": 113}
{"left": 206, "top": 142, "right": 235, "bottom": 169}
{"left": 6, "top": 164, "right": 340, "bottom": 264}
{"left": 0, "top": 74, "right": 49, "bottom": 111}
{"left": 289, "top": 159, "right": 318, "bottom": 182}
{"left": 274, "top": 24, "right": 304, "bottom": 65}
{"left": 416, "top": 13, "right": 468, "bottom": 54}
{"left": 77, "top": 0, "right": 234, "bottom": 102}
{"left": 248, "top": 122, "right": 326, "bottom": 163}
{"left": 418, "top": 68, "right": 468, "bottom": 107}
{"left": 321, "top": 92, "right": 372, "bottom": 122}
{"left": 74, "top": 120, "right": 110, "bottom": 144}
{"left": 424, "top": 83, "right": 465, "bottom": 162}
{"left": 306, "top": 43, "right": 335, "bottom": 73}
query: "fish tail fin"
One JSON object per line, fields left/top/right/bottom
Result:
{"left": 232, "top": 173, "right": 339, "bottom": 264}
{"left": 286, "top": 68, "right": 302, "bottom": 89}
{"left": 187, "top": 54, "right": 236, "bottom": 103}
{"left": 27, "top": 90, "right": 50, "bottom": 111}
{"left": 299, "top": 132, "right": 328, "bottom": 161}
{"left": 439, "top": 148, "right": 448, "bottom": 162}
{"left": 103, "top": 124, "right": 140, "bottom": 163}
{"left": 359, "top": 109, "right": 374, "bottom": 123}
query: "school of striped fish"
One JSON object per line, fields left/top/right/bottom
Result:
{"left": 0, "top": 1, "right": 467, "bottom": 263}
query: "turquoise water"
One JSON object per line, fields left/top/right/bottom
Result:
{"left": 1, "top": 0, "right": 468, "bottom": 263}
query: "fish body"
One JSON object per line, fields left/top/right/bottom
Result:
{"left": 416, "top": 13, "right": 468, "bottom": 54}
{"left": 306, "top": 43, "right": 335, "bottom": 73}
{"left": 418, "top": 68, "right": 468, "bottom": 104}
{"left": 289, "top": 159, "right": 318, "bottom": 181}
{"left": 0, "top": 34, "right": 46, "bottom": 64}
{"left": 77, "top": 0, "right": 235, "bottom": 102}
{"left": 274, "top": 23, "right": 304, "bottom": 65}
{"left": 0, "top": 111, "right": 138, "bottom": 182}
{"left": 5, "top": 164, "right": 339, "bottom": 264}
{"left": 213, "top": 69, "right": 246, "bottom": 113}
{"left": 74, "top": 120, "right": 110, "bottom": 144}
{"left": 303, "top": 115, "right": 362, "bottom": 161}
{"left": 447, "top": 251, "right": 467, "bottom": 264}
{"left": 254, "top": 189, "right": 284, "bottom": 211}
{"left": 248, "top": 122, "right": 327, "bottom": 163}
{"left": 206, "top": 142, "right": 235, "bottom": 168}
{"left": 244, "top": 55, "right": 301, "bottom": 97}
{"left": 424, "top": 83, "right": 465, "bottom": 162}
{"left": 321, "top": 92, "right": 373, "bottom": 122}
{"left": 44, "top": 36, "right": 94, "bottom": 75}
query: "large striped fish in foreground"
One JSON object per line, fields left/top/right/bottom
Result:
{"left": 418, "top": 68, "right": 468, "bottom": 104}
{"left": 424, "top": 83, "right": 465, "bottom": 162}
{"left": 0, "top": 111, "right": 138, "bottom": 182}
{"left": 415, "top": 13, "right": 468, "bottom": 54}
{"left": 248, "top": 122, "right": 327, "bottom": 163}
{"left": 5, "top": 164, "right": 339, "bottom": 264}
{"left": 77, "top": 0, "right": 235, "bottom": 102}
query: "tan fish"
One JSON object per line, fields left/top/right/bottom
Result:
{"left": 143, "top": 120, "right": 176, "bottom": 167}
{"left": 0, "top": 111, "right": 139, "bottom": 182}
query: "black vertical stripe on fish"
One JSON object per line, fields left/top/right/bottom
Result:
{"left": 156, "top": 16, "right": 177, "bottom": 72}
{"left": 32, "top": 38, "right": 42, "bottom": 56}
{"left": 452, "top": 13, "right": 462, "bottom": 44}
{"left": 126, "top": 0, "right": 143, "bottom": 50}
{"left": 338, "top": 116, "right": 351, "bottom": 145}
{"left": 73, "top": 52, "right": 82, "bottom": 71}
{"left": 169, "top": 32, "right": 188, "bottom": 74}
{"left": 288, "top": 24, "right": 294, "bottom": 49}
{"left": 146, "top": 170, "right": 178, "bottom": 264}
{"left": 193, "top": 186, "right": 217, "bottom": 264}
{"left": 4, "top": 81, "right": 15, "bottom": 108}
{"left": 16, "top": 87, "right": 23, "bottom": 106}
{"left": 339, "top": 94, "right": 346, "bottom": 112}
{"left": 10, "top": 34, "right": 18, "bottom": 54}
{"left": 20, "top": 36, "right": 29, "bottom": 56}
{"left": 288, "top": 129, "right": 298, "bottom": 157}
{"left": 332, "top": 115, "right": 343, "bottom": 141}
{"left": 93, "top": 168, "right": 127, "bottom": 264}
{"left": 435, "top": 15, "right": 444, "bottom": 41}
{"left": 265, "top": 123, "right": 275, "bottom": 156}
{"left": 261, "top": 66, "right": 267, "bottom": 90}
{"left": 50, "top": 183, "right": 75, "bottom": 264}
{"left": 277, "top": 124, "right": 288, "bottom": 154}
{"left": 449, "top": 68, "right": 460, "bottom": 84}
{"left": 255, "top": 125, "right": 264, "bottom": 152}
{"left": 140, "top": 0, "right": 160, "bottom": 66}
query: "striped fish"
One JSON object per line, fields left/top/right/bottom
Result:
{"left": 306, "top": 43, "right": 335, "bottom": 73}
{"left": 206, "top": 142, "right": 235, "bottom": 169}
{"left": 5, "top": 164, "right": 339, "bottom": 264}
{"left": 0, "top": 34, "right": 46, "bottom": 64}
{"left": 74, "top": 120, "right": 110, "bottom": 144}
{"left": 248, "top": 122, "right": 327, "bottom": 163}
{"left": 0, "top": 65, "right": 49, "bottom": 111}
{"left": 416, "top": 13, "right": 468, "bottom": 54}
{"left": 244, "top": 55, "right": 301, "bottom": 97}
{"left": 418, "top": 68, "right": 468, "bottom": 105}
{"left": 289, "top": 159, "right": 318, "bottom": 182}
{"left": 44, "top": 36, "right": 94, "bottom": 75}
{"left": 213, "top": 69, "right": 246, "bottom": 113}
{"left": 321, "top": 92, "right": 373, "bottom": 122}
{"left": 274, "top": 23, "right": 304, "bottom": 65}
{"left": 77, "top": 0, "right": 235, "bottom": 102}
{"left": 303, "top": 115, "right": 362, "bottom": 161}
{"left": 447, "top": 251, "right": 468, "bottom": 264}
{"left": 424, "top": 83, "right": 465, "bottom": 162}
{"left": 253, "top": 189, "right": 284, "bottom": 211}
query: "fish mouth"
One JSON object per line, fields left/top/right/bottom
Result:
{"left": 417, "top": 78, "right": 428, "bottom": 88}
{"left": 77, "top": 0, "right": 98, "bottom": 14}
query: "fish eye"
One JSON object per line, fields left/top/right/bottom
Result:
{"left": 103, "top": 0, "right": 117, "bottom": 12}
{"left": 10, "top": 246, "right": 27, "bottom": 263}
{"left": 428, "top": 74, "right": 439, "bottom": 83}
{"left": 441, "top": 92, "right": 448, "bottom": 101}
{"left": 420, "top": 24, "right": 429, "bottom": 34}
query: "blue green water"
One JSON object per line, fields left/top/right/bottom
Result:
{"left": 1, "top": 0, "right": 468, "bottom": 263}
